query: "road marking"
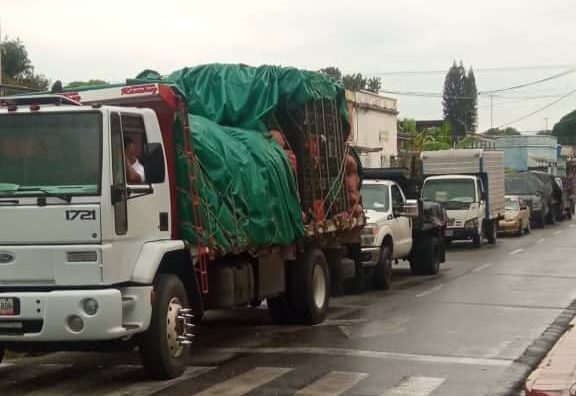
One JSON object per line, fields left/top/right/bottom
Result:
{"left": 214, "top": 347, "right": 512, "bottom": 367}
{"left": 536, "top": 238, "right": 546, "bottom": 244}
{"left": 472, "top": 263, "right": 494, "bottom": 272}
{"left": 103, "top": 366, "right": 215, "bottom": 396}
{"left": 554, "top": 230, "right": 562, "bottom": 235}
{"left": 295, "top": 371, "right": 368, "bottom": 396}
{"left": 415, "top": 284, "right": 444, "bottom": 298}
{"left": 382, "top": 376, "right": 445, "bottom": 396}
{"left": 509, "top": 248, "right": 524, "bottom": 255}
{"left": 191, "top": 367, "right": 292, "bottom": 396}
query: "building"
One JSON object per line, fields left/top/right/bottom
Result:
{"left": 495, "top": 135, "right": 560, "bottom": 173}
{"left": 346, "top": 90, "right": 398, "bottom": 168}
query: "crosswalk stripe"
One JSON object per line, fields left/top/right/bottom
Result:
{"left": 295, "top": 371, "right": 368, "bottom": 396}
{"left": 190, "top": 367, "right": 292, "bottom": 396}
{"left": 102, "top": 366, "right": 215, "bottom": 396}
{"left": 381, "top": 376, "right": 445, "bottom": 396}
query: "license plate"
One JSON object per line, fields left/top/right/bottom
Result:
{"left": 0, "top": 298, "right": 17, "bottom": 316}
{"left": 445, "top": 230, "right": 454, "bottom": 237}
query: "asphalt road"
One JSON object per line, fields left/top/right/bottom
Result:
{"left": 2, "top": 221, "right": 576, "bottom": 396}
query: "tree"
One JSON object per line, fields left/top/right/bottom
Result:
{"left": 1, "top": 37, "right": 49, "bottom": 90}
{"left": 66, "top": 79, "right": 109, "bottom": 88}
{"left": 319, "top": 66, "right": 342, "bottom": 81}
{"left": 443, "top": 61, "right": 477, "bottom": 137}
{"left": 483, "top": 127, "right": 520, "bottom": 136}
{"left": 343, "top": 73, "right": 366, "bottom": 91}
{"left": 553, "top": 110, "right": 576, "bottom": 145}
{"left": 398, "top": 118, "right": 417, "bottom": 134}
{"left": 366, "top": 77, "right": 382, "bottom": 93}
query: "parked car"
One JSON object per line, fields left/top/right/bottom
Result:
{"left": 499, "top": 195, "right": 531, "bottom": 236}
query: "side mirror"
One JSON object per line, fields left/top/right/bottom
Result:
{"left": 396, "top": 199, "right": 419, "bottom": 219}
{"left": 143, "top": 143, "right": 166, "bottom": 184}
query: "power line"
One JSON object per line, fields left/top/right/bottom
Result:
{"left": 372, "top": 64, "right": 576, "bottom": 76}
{"left": 479, "top": 68, "right": 576, "bottom": 94}
{"left": 497, "top": 89, "right": 576, "bottom": 128}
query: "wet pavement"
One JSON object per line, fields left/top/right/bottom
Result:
{"left": 2, "top": 221, "right": 576, "bottom": 395}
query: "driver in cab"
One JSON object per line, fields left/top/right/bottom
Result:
{"left": 124, "top": 137, "right": 145, "bottom": 184}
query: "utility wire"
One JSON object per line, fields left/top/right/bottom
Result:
{"left": 496, "top": 89, "right": 576, "bottom": 128}
{"left": 479, "top": 68, "right": 576, "bottom": 94}
{"left": 372, "top": 64, "right": 576, "bottom": 76}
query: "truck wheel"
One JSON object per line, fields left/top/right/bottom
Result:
{"left": 410, "top": 237, "right": 441, "bottom": 275}
{"left": 289, "top": 248, "right": 330, "bottom": 325}
{"left": 140, "top": 274, "right": 191, "bottom": 380}
{"left": 374, "top": 246, "right": 392, "bottom": 290}
{"left": 472, "top": 232, "right": 482, "bottom": 248}
{"left": 486, "top": 221, "right": 497, "bottom": 245}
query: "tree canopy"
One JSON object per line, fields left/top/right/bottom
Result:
{"left": 553, "top": 110, "right": 576, "bottom": 145}
{"left": 66, "top": 79, "right": 109, "bottom": 88}
{"left": 442, "top": 61, "right": 478, "bottom": 137}
{"left": 483, "top": 127, "right": 521, "bottom": 136}
{"left": 1, "top": 37, "right": 49, "bottom": 90}
{"left": 320, "top": 66, "right": 382, "bottom": 93}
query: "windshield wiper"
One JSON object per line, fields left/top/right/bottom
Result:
{"left": 16, "top": 187, "right": 72, "bottom": 204}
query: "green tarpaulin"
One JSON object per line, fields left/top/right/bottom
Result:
{"left": 167, "top": 64, "right": 349, "bottom": 251}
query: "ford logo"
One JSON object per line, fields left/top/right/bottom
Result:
{"left": 0, "top": 251, "right": 15, "bottom": 264}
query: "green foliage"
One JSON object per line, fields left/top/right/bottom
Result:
{"left": 366, "top": 76, "right": 382, "bottom": 93}
{"left": 319, "top": 66, "right": 342, "bottom": 81}
{"left": 398, "top": 118, "right": 417, "bottom": 134}
{"left": 1, "top": 37, "right": 49, "bottom": 90}
{"left": 483, "top": 127, "right": 521, "bottom": 136}
{"left": 442, "top": 61, "right": 477, "bottom": 137}
{"left": 553, "top": 110, "right": 576, "bottom": 145}
{"left": 343, "top": 73, "right": 366, "bottom": 91}
{"left": 66, "top": 79, "right": 109, "bottom": 88}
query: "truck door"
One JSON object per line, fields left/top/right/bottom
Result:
{"left": 391, "top": 184, "right": 412, "bottom": 257}
{"left": 109, "top": 111, "right": 170, "bottom": 283}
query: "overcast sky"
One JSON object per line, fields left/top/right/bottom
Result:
{"left": 2, "top": 0, "right": 576, "bottom": 132}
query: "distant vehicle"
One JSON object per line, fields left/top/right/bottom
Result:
{"left": 421, "top": 149, "right": 505, "bottom": 248}
{"left": 499, "top": 195, "right": 531, "bottom": 236}
{"left": 505, "top": 172, "right": 559, "bottom": 227}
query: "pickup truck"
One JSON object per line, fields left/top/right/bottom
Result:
{"left": 359, "top": 169, "right": 447, "bottom": 290}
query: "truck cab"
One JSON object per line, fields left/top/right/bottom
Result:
{"left": 422, "top": 175, "right": 487, "bottom": 247}
{"left": 360, "top": 180, "right": 413, "bottom": 289}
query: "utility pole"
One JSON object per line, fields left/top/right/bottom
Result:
{"left": 490, "top": 95, "right": 494, "bottom": 129}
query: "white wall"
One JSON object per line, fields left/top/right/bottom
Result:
{"left": 347, "top": 90, "right": 398, "bottom": 169}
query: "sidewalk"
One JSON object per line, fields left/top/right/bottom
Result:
{"left": 526, "top": 320, "right": 576, "bottom": 395}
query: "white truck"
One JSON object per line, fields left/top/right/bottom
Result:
{"left": 0, "top": 69, "right": 364, "bottom": 379}
{"left": 421, "top": 149, "right": 505, "bottom": 247}
{"left": 359, "top": 168, "right": 448, "bottom": 289}
{"left": 360, "top": 179, "right": 413, "bottom": 289}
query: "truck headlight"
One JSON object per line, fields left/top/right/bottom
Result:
{"left": 464, "top": 218, "right": 479, "bottom": 229}
{"left": 361, "top": 224, "right": 379, "bottom": 246}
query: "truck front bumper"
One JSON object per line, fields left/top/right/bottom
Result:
{"left": 444, "top": 228, "right": 478, "bottom": 240}
{"left": 0, "top": 286, "right": 152, "bottom": 342}
{"left": 360, "top": 247, "right": 380, "bottom": 267}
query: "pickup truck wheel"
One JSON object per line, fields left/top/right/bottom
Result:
{"left": 140, "top": 274, "right": 191, "bottom": 380}
{"left": 472, "top": 232, "right": 482, "bottom": 248}
{"left": 374, "top": 246, "right": 392, "bottom": 290}
{"left": 289, "top": 248, "right": 330, "bottom": 325}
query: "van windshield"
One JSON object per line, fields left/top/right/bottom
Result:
{"left": 422, "top": 179, "right": 477, "bottom": 206}
{"left": 0, "top": 112, "right": 101, "bottom": 196}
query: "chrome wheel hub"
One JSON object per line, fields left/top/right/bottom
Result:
{"left": 312, "top": 264, "right": 327, "bottom": 309}
{"left": 166, "top": 298, "right": 194, "bottom": 358}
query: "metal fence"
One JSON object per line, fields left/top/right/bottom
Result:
{"left": 0, "top": 83, "right": 42, "bottom": 97}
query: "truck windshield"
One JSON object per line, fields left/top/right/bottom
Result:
{"left": 0, "top": 112, "right": 101, "bottom": 196}
{"left": 362, "top": 184, "right": 390, "bottom": 212}
{"left": 422, "top": 179, "right": 476, "bottom": 205}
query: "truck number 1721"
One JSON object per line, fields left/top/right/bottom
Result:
{"left": 65, "top": 210, "right": 96, "bottom": 221}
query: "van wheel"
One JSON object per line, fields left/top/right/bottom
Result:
{"left": 374, "top": 246, "right": 392, "bottom": 290}
{"left": 140, "top": 274, "right": 191, "bottom": 380}
{"left": 411, "top": 237, "right": 441, "bottom": 275}
{"left": 289, "top": 248, "right": 330, "bottom": 325}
